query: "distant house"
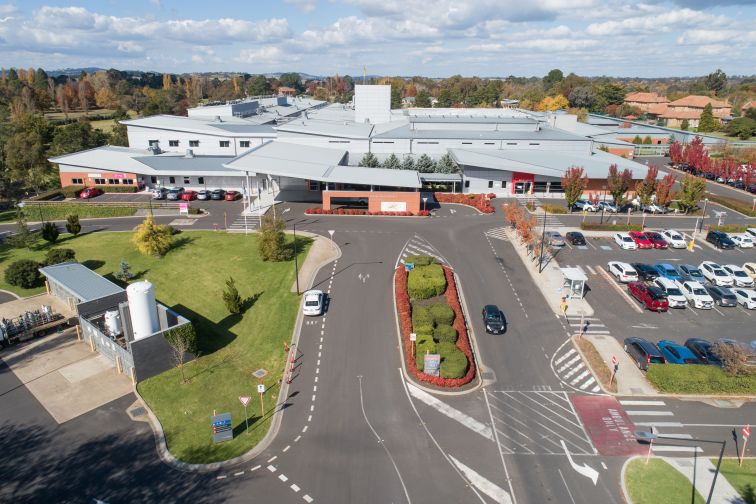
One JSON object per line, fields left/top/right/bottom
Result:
{"left": 402, "top": 96, "right": 416, "bottom": 106}
{"left": 624, "top": 92, "right": 669, "bottom": 116}
{"left": 742, "top": 100, "right": 755, "bottom": 113}
{"left": 278, "top": 86, "right": 296, "bottom": 96}
{"left": 660, "top": 95, "right": 731, "bottom": 128}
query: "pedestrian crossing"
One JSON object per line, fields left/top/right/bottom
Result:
{"left": 534, "top": 212, "right": 565, "bottom": 227}
{"left": 551, "top": 346, "right": 602, "bottom": 393}
{"left": 568, "top": 315, "right": 611, "bottom": 336}
{"left": 226, "top": 214, "right": 260, "bottom": 232}
{"left": 398, "top": 234, "right": 448, "bottom": 265}
{"left": 484, "top": 226, "right": 509, "bottom": 241}
{"left": 620, "top": 399, "right": 701, "bottom": 454}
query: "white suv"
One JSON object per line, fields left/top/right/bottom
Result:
{"left": 700, "top": 261, "right": 734, "bottom": 287}
{"left": 654, "top": 277, "right": 687, "bottom": 308}
{"left": 680, "top": 280, "right": 714, "bottom": 309}
{"left": 661, "top": 229, "right": 687, "bottom": 249}
{"left": 722, "top": 265, "right": 755, "bottom": 287}
{"left": 614, "top": 233, "right": 637, "bottom": 250}
{"left": 302, "top": 290, "right": 324, "bottom": 316}
{"left": 729, "top": 234, "right": 755, "bottom": 248}
{"left": 607, "top": 261, "right": 638, "bottom": 283}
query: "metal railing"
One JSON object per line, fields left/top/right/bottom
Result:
{"left": 21, "top": 200, "right": 180, "bottom": 209}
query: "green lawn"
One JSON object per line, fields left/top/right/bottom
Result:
{"left": 717, "top": 459, "right": 756, "bottom": 503}
{"left": 646, "top": 364, "right": 756, "bottom": 395}
{"left": 625, "top": 458, "right": 705, "bottom": 504}
{"left": 0, "top": 231, "right": 311, "bottom": 463}
{"left": 89, "top": 118, "right": 117, "bottom": 133}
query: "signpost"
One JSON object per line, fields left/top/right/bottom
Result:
{"left": 179, "top": 203, "right": 189, "bottom": 215}
{"left": 410, "top": 332, "right": 417, "bottom": 358}
{"left": 211, "top": 412, "right": 233, "bottom": 443}
{"left": 257, "top": 383, "right": 266, "bottom": 418}
{"left": 239, "top": 396, "right": 251, "bottom": 432}
{"left": 610, "top": 356, "right": 618, "bottom": 386}
{"left": 405, "top": 262, "right": 415, "bottom": 272}
{"left": 741, "top": 424, "right": 750, "bottom": 466}
{"left": 424, "top": 353, "right": 441, "bottom": 377}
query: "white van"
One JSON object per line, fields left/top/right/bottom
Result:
{"left": 654, "top": 277, "right": 687, "bottom": 308}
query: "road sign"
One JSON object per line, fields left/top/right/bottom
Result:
{"left": 611, "top": 355, "right": 617, "bottom": 366}
{"left": 211, "top": 412, "right": 233, "bottom": 443}
{"left": 409, "top": 332, "right": 417, "bottom": 342}
{"left": 744, "top": 424, "right": 750, "bottom": 440}
{"left": 179, "top": 202, "right": 189, "bottom": 215}
{"left": 424, "top": 354, "right": 441, "bottom": 377}
{"left": 257, "top": 383, "right": 266, "bottom": 394}
{"left": 405, "top": 262, "right": 415, "bottom": 272}
{"left": 239, "top": 396, "right": 251, "bottom": 407}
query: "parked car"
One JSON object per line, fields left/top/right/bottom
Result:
{"left": 661, "top": 229, "right": 687, "bottom": 249}
{"left": 657, "top": 340, "right": 701, "bottom": 364}
{"left": 631, "top": 263, "right": 659, "bottom": 282}
{"left": 545, "top": 231, "right": 566, "bottom": 247}
{"left": 79, "top": 187, "right": 104, "bottom": 199}
{"left": 608, "top": 261, "right": 638, "bottom": 283}
{"left": 684, "top": 338, "right": 722, "bottom": 366}
{"left": 704, "top": 286, "right": 738, "bottom": 307}
{"left": 643, "top": 203, "right": 668, "bottom": 214}
{"left": 722, "top": 264, "right": 755, "bottom": 287}
{"left": 747, "top": 228, "right": 756, "bottom": 239}
{"left": 699, "top": 261, "right": 734, "bottom": 287}
{"left": 644, "top": 232, "right": 669, "bottom": 249}
{"left": 679, "top": 280, "right": 714, "bottom": 309}
{"left": 565, "top": 231, "right": 586, "bottom": 246}
{"left": 706, "top": 230, "right": 736, "bottom": 250}
{"left": 629, "top": 231, "right": 654, "bottom": 249}
{"left": 627, "top": 282, "right": 669, "bottom": 312}
{"left": 733, "top": 289, "right": 756, "bottom": 309}
{"left": 654, "top": 263, "right": 683, "bottom": 282}
{"left": 679, "top": 264, "right": 705, "bottom": 283}
{"left": 482, "top": 305, "right": 506, "bottom": 334}
{"left": 597, "top": 201, "right": 619, "bottom": 213}
{"left": 302, "top": 289, "right": 324, "bottom": 316}
{"left": 624, "top": 337, "right": 666, "bottom": 370}
{"left": 573, "top": 200, "right": 598, "bottom": 212}
{"left": 729, "top": 234, "right": 755, "bottom": 248}
{"left": 166, "top": 187, "right": 184, "bottom": 200}
{"left": 151, "top": 187, "right": 167, "bottom": 199}
{"left": 614, "top": 232, "right": 638, "bottom": 250}
{"left": 196, "top": 189, "right": 210, "bottom": 200}
{"left": 743, "top": 262, "right": 756, "bottom": 280}
{"left": 224, "top": 190, "right": 241, "bottom": 201}
{"left": 210, "top": 188, "right": 226, "bottom": 200}
{"left": 654, "top": 277, "right": 688, "bottom": 308}
{"left": 180, "top": 190, "right": 197, "bottom": 201}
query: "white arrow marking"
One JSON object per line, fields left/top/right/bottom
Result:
{"left": 450, "top": 208, "right": 456, "bottom": 214}
{"left": 560, "top": 440, "right": 599, "bottom": 485}
{"left": 449, "top": 455, "right": 512, "bottom": 504}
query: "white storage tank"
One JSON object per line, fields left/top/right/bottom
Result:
{"left": 126, "top": 281, "right": 159, "bottom": 341}
{"left": 104, "top": 310, "right": 122, "bottom": 336}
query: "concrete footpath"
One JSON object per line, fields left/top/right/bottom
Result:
{"left": 583, "top": 334, "right": 657, "bottom": 395}
{"left": 290, "top": 231, "right": 339, "bottom": 293}
{"left": 663, "top": 457, "right": 744, "bottom": 504}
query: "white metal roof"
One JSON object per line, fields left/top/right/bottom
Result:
{"left": 560, "top": 267, "right": 588, "bottom": 282}
{"left": 39, "top": 262, "right": 124, "bottom": 302}
{"left": 121, "top": 115, "right": 278, "bottom": 137}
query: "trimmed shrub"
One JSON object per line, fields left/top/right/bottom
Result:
{"left": 41, "top": 222, "right": 60, "bottom": 243}
{"left": 412, "top": 305, "right": 434, "bottom": 328}
{"left": 580, "top": 223, "right": 644, "bottom": 231}
{"left": 415, "top": 335, "right": 437, "bottom": 372}
{"left": 438, "top": 342, "right": 469, "bottom": 379}
{"left": 407, "top": 263, "right": 447, "bottom": 300}
{"left": 542, "top": 204, "right": 567, "bottom": 214}
{"left": 405, "top": 255, "right": 435, "bottom": 267}
{"left": 66, "top": 214, "right": 81, "bottom": 236}
{"left": 5, "top": 259, "right": 44, "bottom": 288}
{"left": 428, "top": 303, "right": 454, "bottom": 325}
{"left": 433, "top": 324, "right": 458, "bottom": 344}
{"left": 646, "top": 363, "right": 756, "bottom": 394}
{"left": 45, "top": 248, "right": 76, "bottom": 265}
{"left": 61, "top": 184, "right": 139, "bottom": 196}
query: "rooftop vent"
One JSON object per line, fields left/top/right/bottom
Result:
{"left": 185, "top": 149, "right": 195, "bottom": 158}
{"left": 214, "top": 115, "right": 222, "bottom": 123}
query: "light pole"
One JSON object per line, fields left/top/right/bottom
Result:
{"left": 699, "top": 197, "right": 709, "bottom": 233}
{"left": 422, "top": 197, "right": 428, "bottom": 212}
{"left": 599, "top": 186, "right": 607, "bottom": 225}
{"left": 635, "top": 431, "right": 726, "bottom": 504}
{"left": 293, "top": 222, "right": 300, "bottom": 295}
{"left": 538, "top": 206, "right": 546, "bottom": 274}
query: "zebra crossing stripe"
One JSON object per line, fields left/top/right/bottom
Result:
{"left": 553, "top": 349, "right": 576, "bottom": 365}
{"left": 626, "top": 410, "right": 675, "bottom": 416}
{"left": 585, "top": 265, "right": 597, "bottom": 275}
{"left": 563, "top": 362, "right": 585, "bottom": 379}
{"left": 591, "top": 386, "right": 601, "bottom": 393}
{"left": 619, "top": 400, "right": 666, "bottom": 406}
{"left": 570, "top": 370, "right": 590, "bottom": 385}
{"left": 579, "top": 377, "right": 596, "bottom": 390}
{"left": 558, "top": 356, "right": 581, "bottom": 372}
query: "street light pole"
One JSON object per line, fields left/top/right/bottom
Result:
{"left": 538, "top": 206, "right": 546, "bottom": 274}
{"left": 293, "top": 222, "right": 300, "bottom": 295}
{"left": 600, "top": 190, "right": 607, "bottom": 225}
{"left": 699, "top": 197, "right": 709, "bottom": 233}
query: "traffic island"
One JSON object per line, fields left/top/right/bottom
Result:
{"left": 573, "top": 336, "right": 618, "bottom": 394}
{"left": 622, "top": 457, "right": 707, "bottom": 504}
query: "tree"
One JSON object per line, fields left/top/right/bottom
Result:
{"left": 437, "top": 88, "right": 453, "bottom": 107}
{"left": 697, "top": 103, "right": 718, "bottom": 132}
{"left": 680, "top": 119, "right": 689, "bottom": 131}
{"left": 382, "top": 153, "right": 401, "bottom": 169}
{"left": 607, "top": 164, "right": 633, "bottom": 205}
{"left": 5, "top": 259, "right": 44, "bottom": 288}
{"left": 435, "top": 153, "right": 458, "bottom": 174}
{"left": 66, "top": 214, "right": 81, "bottom": 236}
{"left": 162, "top": 73, "right": 172, "bottom": 90}
{"left": 415, "top": 154, "right": 436, "bottom": 173}
{"left": 711, "top": 341, "right": 749, "bottom": 376}
{"left": 45, "top": 248, "right": 76, "bottom": 265}
{"left": 632, "top": 135, "right": 643, "bottom": 144}
{"left": 114, "top": 259, "right": 135, "bottom": 282}
{"left": 258, "top": 214, "right": 292, "bottom": 262}
{"left": 634, "top": 165, "right": 658, "bottom": 207}
{"left": 726, "top": 117, "right": 756, "bottom": 140}
{"left": 7, "top": 210, "right": 36, "bottom": 249}
{"left": 677, "top": 174, "right": 707, "bottom": 214}
{"left": 703, "top": 69, "right": 727, "bottom": 96}
{"left": 568, "top": 85, "right": 595, "bottom": 109}
{"left": 278, "top": 73, "right": 303, "bottom": 92}
{"left": 415, "top": 90, "right": 431, "bottom": 108}
{"left": 222, "top": 277, "right": 243, "bottom": 314}
{"left": 642, "top": 135, "right": 653, "bottom": 144}
{"left": 400, "top": 155, "right": 415, "bottom": 171}
{"left": 164, "top": 324, "right": 197, "bottom": 384}
{"left": 358, "top": 152, "right": 380, "bottom": 167}
{"left": 248, "top": 75, "right": 271, "bottom": 96}
{"left": 654, "top": 172, "right": 676, "bottom": 209}
{"left": 561, "top": 166, "right": 589, "bottom": 210}
{"left": 49, "top": 120, "right": 108, "bottom": 157}
{"left": 4, "top": 116, "right": 54, "bottom": 192}
{"left": 542, "top": 69, "right": 564, "bottom": 91}
{"left": 596, "top": 83, "right": 626, "bottom": 106}
{"left": 390, "top": 85, "right": 402, "bottom": 109}
{"left": 133, "top": 215, "right": 172, "bottom": 257}
{"left": 536, "top": 95, "right": 569, "bottom": 111}
{"left": 41, "top": 222, "right": 59, "bottom": 243}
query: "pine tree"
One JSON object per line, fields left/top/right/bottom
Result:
{"left": 435, "top": 153, "right": 458, "bottom": 174}
{"left": 697, "top": 103, "right": 718, "bottom": 132}
{"left": 222, "top": 277, "right": 242, "bottom": 314}
{"left": 382, "top": 153, "right": 400, "bottom": 169}
{"left": 400, "top": 155, "right": 415, "bottom": 170}
{"left": 65, "top": 214, "right": 81, "bottom": 236}
{"left": 680, "top": 119, "right": 689, "bottom": 131}
{"left": 358, "top": 152, "right": 380, "bottom": 167}
{"left": 133, "top": 215, "right": 172, "bottom": 257}
{"left": 415, "top": 154, "right": 436, "bottom": 173}
{"left": 258, "top": 215, "right": 292, "bottom": 262}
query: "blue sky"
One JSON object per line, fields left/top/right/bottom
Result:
{"left": 1, "top": 0, "right": 755, "bottom": 77}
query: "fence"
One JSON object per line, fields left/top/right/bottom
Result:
{"left": 22, "top": 200, "right": 180, "bottom": 209}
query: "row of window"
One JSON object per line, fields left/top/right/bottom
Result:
{"left": 151, "top": 176, "right": 205, "bottom": 185}
{"left": 152, "top": 140, "right": 251, "bottom": 148}
{"left": 81, "top": 178, "right": 135, "bottom": 185}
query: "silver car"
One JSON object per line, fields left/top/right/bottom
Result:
{"left": 545, "top": 231, "right": 566, "bottom": 247}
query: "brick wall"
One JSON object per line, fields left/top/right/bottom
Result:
{"left": 322, "top": 190, "right": 421, "bottom": 214}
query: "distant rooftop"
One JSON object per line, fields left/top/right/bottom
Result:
{"left": 121, "top": 115, "right": 278, "bottom": 136}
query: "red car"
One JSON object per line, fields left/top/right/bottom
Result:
{"left": 180, "top": 190, "right": 197, "bottom": 201}
{"left": 78, "top": 187, "right": 104, "bottom": 199}
{"left": 629, "top": 231, "right": 654, "bottom": 249}
{"left": 645, "top": 232, "right": 669, "bottom": 249}
{"left": 628, "top": 282, "right": 669, "bottom": 312}
{"left": 224, "top": 190, "right": 241, "bottom": 201}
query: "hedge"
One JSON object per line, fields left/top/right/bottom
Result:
{"left": 29, "top": 189, "right": 65, "bottom": 201}
{"left": 434, "top": 193, "right": 495, "bottom": 214}
{"left": 438, "top": 342, "right": 469, "bottom": 379}
{"left": 415, "top": 336, "right": 436, "bottom": 372}
{"left": 405, "top": 255, "right": 435, "bottom": 267}
{"left": 706, "top": 194, "right": 756, "bottom": 218}
{"left": 304, "top": 208, "right": 430, "bottom": 217}
{"left": 428, "top": 303, "right": 455, "bottom": 325}
{"left": 580, "top": 223, "right": 644, "bottom": 231}
{"left": 62, "top": 184, "right": 140, "bottom": 197}
{"left": 542, "top": 204, "right": 568, "bottom": 214}
{"left": 407, "top": 264, "right": 447, "bottom": 300}
{"left": 434, "top": 324, "right": 458, "bottom": 344}
{"left": 646, "top": 364, "right": 756, "bottom": 395}
{"left": 708, "top": 224, "right": 748, "bottom": 233}
{"left": 411, "top": 305, "right": 435, "bottom": 336}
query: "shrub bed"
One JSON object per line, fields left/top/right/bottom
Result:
{"left": 541, "top": 204, "right": 568, "bottom": 214}
{"left": 428, "top": 303, "right": 455, "bottom": 325}
{"left": 304, "top": 208, "right": 430, "bottom": 217}
{"left": 407, "top": 263, "right": 447, "bottom": 300}
{"left": 646, "top": 364, "right": 756, "bottom": 395}
{"left": 29, "top": 189, "right": 65, "bottom": 201}
{"left": 580, "top": 223, "right": 644, "bottom": 231}
{"left": 708, "top": 224, "right": 748, "bottom": 233}
{"left": 405, "top": 255, "right": 435, "bottom": 266}
{"left": 433, "top": 193, "right": 495, "bottom": 213}
{"left": 706, "top": 194, "right": 756, "bottom": 217}
{"left": 61, "top": 184, "right": 140, "bottom": 197}
{"left": 433, "top": 324, "right": 458, "bottom": 344}
{"left": 19, "top": 204, "right": 138, "bottom": 221}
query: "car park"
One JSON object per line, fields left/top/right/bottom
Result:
{"left": 631, "top": 263, "right": 659, "bottom": 282}
{"left": 679, "top": 264, "right": 705, "bottom": 283}
{"left": 704, "top": 285, "right": 738, "bottom": 307}
{"left": 545, "top": 231, "right": 566, "bottom": 247}
{"left": 482, "top": 305, "right": 506, "bottom": 334}
{"left": 743, "top": 262, "right": 756, "bottom": 280}
{"left": 732, "top": 289, "right": 756, "bottom": 309}
{"left": 225, "top": 190, "right": 241, "bottom": 201}
{"left": 722, "top": 265, "right": 755, "bottom": 287}
{"left": 705, "top": 230, "right": 736, "bottom": 250}
{"left": 661, "top": 229, "right": 687, "bottom": 249}
{"left": 729, "top": 234, "right": 754, "bottom": 248}
{"left": 166, "top": 187, "right": 184, "bottom": 200}
{"left": 614, "top": 232, "right": 637, "bottom": 250}
{"left": 210, "top": 188, "right": 226, "bottom": 200}
{"left": 79, "top": 187, "right": 104, "bottom": 199}
{"left": 565, "top": 232, "right": 586, "bottom": 246}
{"left": 644, "top": 232, "right": 669, "bottom": 249}
{"left": 607, "top": 261, "right": 638, "bottom": 283}
{"left": 196, "top": 189, "right": 210, "bottom": 200}
{"left": 151, "top": 187, "right": 167, "bottom": 199}
{"left": 629, "top": 231, "right": 654, "bottom": 249}
{"left": 653, "top": 277, "right": 688, "bottom": 308}
{"left": 679, "top": 280, "right": 714, "bottom": 309}
{"left": 597, "top": 201, "right": 618, "bottom": 213}
{"left": 627, "top": 282, "right": 669, "bottom": 312}
{"left": 623, "top": 337, "right": 666, "bottom": 370}
{"left": 654, "top": 263, "right": 683, "bottom": 282}
{"left": 180, "top": 190, "right": 197, "bottom": 201}
{"left": 302, "top": 290, "right": 324, "bottom": 316}
{"left": 699, "top": 261, "right": 734, "bottom": 287}
{"left": 657, "top": 340, "right": 701, "bottom": 364}
{"left": 684, "top": 338, "right": 722, "bottom": 366}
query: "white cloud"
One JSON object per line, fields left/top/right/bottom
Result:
{"left": 285, "top": 0, "right": 316, "bottom": 13}
{"left": 586, "top": 8, "right": 730, "bottom": 36}
{"left": 236, "top": 46, "right": 296, "bottom": 64}
{"left": 0, "top": 3, "right": 17, "bottom": 16}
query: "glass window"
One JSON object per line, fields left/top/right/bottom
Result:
{"left": 501, "top": 181, "right": 506, "bottom": 188}
{"left": 169, "top": 176, "right": 175, "bottom": 184}
{"left": 71, "top": 178, "right": 83, "bottom": 184}
{"left": 169, "top": 140, "right": 179, "bottom": 147}
{"left": 148, "top": 140, "right": 159, "bottom": 147}
{"left": 488, "top": 181, "right": 494, "bottom": 188}
{"left": 123, "top": 179, "right": 134, "bottom": 185}
{"left": 219, "top": 140, "right": 230, "bottom": 148}
{"left": 309, "top": 180, "right": 319, "bottom": 191}
{"left": 183, "top": 177, "right": 191, "bottom": 184}
{"left": 150, "top": 176, "right": 157, "bottom": 184}
{"left": 94, "top": 178, "right": 106, "bottom": 185}
{"left": 240, "top": 141, "right": 250, "bottom": 148}
{"left": 189, "top": 140, "right": 199, "bottom": 147}
{"left": 464, "top": 180, "right": 470, "bottom": 188}
{"left": 198, "top": 177, "right": 204, "bottom": 185}
{"left": 107, "top": 179, "right": 120, "bottom": 185}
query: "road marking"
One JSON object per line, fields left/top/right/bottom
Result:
{"left": 407, "top": 382, "right": 494, "bottom": 440}
{"left": 635, "top": 422, "right": 684, "bottom": 427}
{"left": 283, "top": 445, "right": 291, "bottom": 453}
{"left": 558, "top": 469, "right": 578, "bottom": 504}
{"left": 267, "top": 465, "right": 277, "bottom": 472}
{"left": 579, "top": 377, "right": 596, "bottom": 390}
{"left": 295, "top": 435, "right": 301, "bottom": 442}
{"left": 619, "top": 400, "right": 666, "bottom": 406}
{"left": 554, "top": 348, "right": 576, "bottom": 365}
{"left": 267, "top": 456, "right": 278, "bottom": 463}
{"left": 597, "top": 265, "right": 644, "bottom": 313}
{"left": 312, "top": 394, "right": 316, "bottom": 402}
{"left": 561, "top": 440, "right": 599, "bottom": 485}
{"left": 316, "top": 367, "right": 319, "bottom": 374}
{"left": 585, "top": 265, "right": 596, "bottom": 275}
{"left": 250, "top": 465, "right": 261, "bottom": 471}
{"left": 484, "top": 389, "right": 518, "bottom": 503}
{"left": 570, "top": 370, "right": 590, "bottom": 385}
{"left": 302, "top": 425, "right": 308, "bottom": 432}
{"left": 303, "top": 495, "right": 313, "bottom": 503}
{"left": 291, "top": 484, "right": 300, "bottom": 492}
{"left": 216, "top": 475, "right": 227, "bottom": 480}
{"left": 279, "top": 474, "right": 289, "bottom": 482}
{"left": 626, "top": 410, "right": 674, "bottom": 416}
{"left": 652, "top": 446, "right": 703, "bottom": 453}
{"left": 315, "top": 376, "right": 318, "bottom": 383}
{"left": 449, "top": 454, "right": 513, "bottom": 504}
{"left": 313, "top": 385, "right": 317, "bottom": 391}
{"left": 656, "top": 433, "right": 693, "bottom": 439}
{"left": 307, "top": 414, "right": 312, "bottom": 422}
{"left": 234, "top": 471, "right": 244, "bottom": 476}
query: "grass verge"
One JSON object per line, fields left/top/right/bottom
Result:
{"left": 707, "top": 194, "right": 756, "bottom": 218}
{"left": 574, "top": 336, "right": 617, "bottom": 393}
{"left": 716, "top": 459, "right": 756, "bottom": 503}
{"left": 580, "top": 222, "right": 644, "bottom": 231}
{"left": 646, "top": 364, "right": 756, "bottom": 395}
{"left": 625, "top": 458, "right": 705, "bottom": 504}
{"left": 0, "top": 204, "right": 138, "bottom": 222}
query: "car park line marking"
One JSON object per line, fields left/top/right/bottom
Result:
{"left": 635, "top": 422, "right": 684, "bottom": 428}
{"left": 449, "top": 454, "right": 514, "bottom": 504}
{"left": 576, "top": 266, "right": 587, "bottom": 276}
{"left": 626, "top": 410, "right": 674, "bottom": 416}
{"left": 294, "top": 435, "right": 301, "bottom": 442}
{"left": 619, "top": 400, "right": 666, "bottom": 406}
{"left": 586, "top": 240, "right": 597, "bottom": 250}
{"left": 279, "top": 474, "right": 289, "bottom": 482}
{"left": 291, "top": 484, "right": 300, "bottom": 492}
{"left": 267, "top": 456, "right": 278, "bottom": 463}
{"left": 303, "top": 494, "right": 313, "bottom": 503}
{"left": 216, "top": 475, "right": 227, "bottom": 480}
{"left": 597, "top": 266, "right": 644, "bottom": 313}
{"left": 283, "top": 445, "right": 291, "bottom": 453}
{"left": 250, "top": 465, "right": 261, "bottom": 471}
{"left": 585, "top": 265, "right": 596, "bottom": 275}
{"left": 234, "top": 471, "right": 244, "bottom": 476}
{"left": 267, "top": 464, "right": 277, "bottom": 472}
{"left": 407, "top": 382, "right": 494, "bottom": 440}
{"left": 558, "top": 469, "right": 578, "bottom": 504}
{"left": 601, "top": 462, "right": 608, "bottom": 470}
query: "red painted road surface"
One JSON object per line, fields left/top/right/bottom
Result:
{"left": 571, "top": 395, "right": 646, "bottom": 456}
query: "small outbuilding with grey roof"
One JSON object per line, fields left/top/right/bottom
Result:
{"left": 40, "top": 262, "right": 125, "bottom": 310}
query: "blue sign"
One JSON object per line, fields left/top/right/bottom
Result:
{"left": 211, "top": 412, "right": 233, "bottom": 443}
{"left": 405, "top": 262, "right": 415, "bottom": 272}
{"left": 423, "top": 354, "right": 441, "bottom": 377}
